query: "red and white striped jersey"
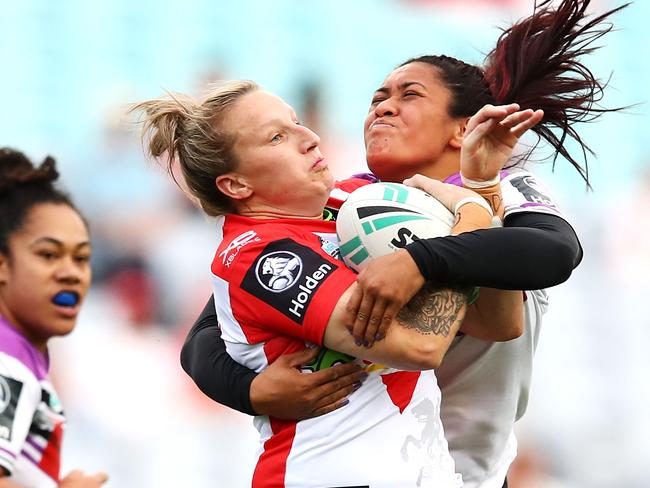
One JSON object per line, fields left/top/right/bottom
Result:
{"left": 0, "top": 318, "right": 63, "bottom": 488}
{"left": 210, "top": 211, "right": 461, "bottom": 487}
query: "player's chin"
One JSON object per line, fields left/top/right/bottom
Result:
{"left": 48, "top": 313, "right": 80, "bottom": 337}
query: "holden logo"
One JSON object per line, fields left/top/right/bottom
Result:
{"left": 256, "top": 251, "right": 303, "bottom": 292}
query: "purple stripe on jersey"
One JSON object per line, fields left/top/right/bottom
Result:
{"left": 0, "top": 445, "right": 17, "bottom": 460}
{"left": 351, "top": 172, "right": 380, "bottom": 183}
{"left": 443, "top": 170, "right": 510, "bottom": 187}
{"left": 0, "top": 317, "right": 49, "bottom": 380}
{"left": 26, "top": 437, "right": 45, "bottom": 454}
{"left": 520, "top": 202, "right": 556, "bottom": 209}
{"left": 20, "top": 448, "right": 40, "bottom": 467}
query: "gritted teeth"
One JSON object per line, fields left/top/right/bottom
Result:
{"left": 52, "top": 291, "right": 79, "bottom": 307}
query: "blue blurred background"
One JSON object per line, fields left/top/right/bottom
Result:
{"left": 1, "top": 0, "right": 649, "bottom": 486}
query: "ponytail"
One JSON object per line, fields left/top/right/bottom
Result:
{"left": 484, "top": 0, "right": 631, "bottom": 186}
{"left": 131, "top": 80, "right": 259, "bottom": 216}
{"left": 403, "top": 0, "right": 630, "bottom": 186}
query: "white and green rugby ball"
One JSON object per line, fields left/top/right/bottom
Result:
{"left": 336, "top": 182, "right": 454, "bottom": 272}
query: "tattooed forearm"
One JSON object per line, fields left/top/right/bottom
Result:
{"left": 396, "top": 284, "right": 468, "bottom": 336}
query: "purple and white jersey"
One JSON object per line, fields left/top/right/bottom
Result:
{"left": 0, "top": 317, "right": 63, "bottom": 488}
{"left": 441, "top": 169, "right": 569, "bottom": 488}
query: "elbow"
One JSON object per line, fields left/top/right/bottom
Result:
{"left": 406, "top": 342, "right": 445, "bottom": 370}
{"left": 545, "top": 237, "right": 582, "bottom": 286}
{"left": 499, "top": 315, "right": 524, "bottom": 341}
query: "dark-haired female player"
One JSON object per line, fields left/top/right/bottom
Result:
{"left": 180, "top": 1, "right": 628, "bottom": 487}
{"left": 0, "top": 148, "right": 107, "bottom": 488}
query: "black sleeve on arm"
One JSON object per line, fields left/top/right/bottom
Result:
{"left": 405, "top": 212, "right": 583, "bottom": 290}
{"left": 180, "top": 295, "right": 259, "bottom": 416}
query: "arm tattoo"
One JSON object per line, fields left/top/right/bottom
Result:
{"left": 396, "top": 284, "right": 468, "bottom": 336}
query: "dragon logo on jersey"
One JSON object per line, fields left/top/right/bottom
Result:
{"left": 256, "top": 251, "right": 303, "bottom": 292}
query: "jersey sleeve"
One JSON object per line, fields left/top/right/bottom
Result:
{"left": 501, "top": 170, "right": 566, "bottom": 220}
{"left": 212, "top": 231, "right": 357, "bottom": 347}
{"left": 0, "top": 354, "right": 40, "bottom": 475}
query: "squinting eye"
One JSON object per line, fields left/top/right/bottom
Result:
{"left": 38, "top": 251, "right": 57, "bottom": 260}
{"left": 371, "top": 98, "right": 385, "bottom": 106}
{"left": 75, "top": 255, "right": 91, "bottom": 264}
{"left": 271, "top": 133, "right": 283, "bottom": 143}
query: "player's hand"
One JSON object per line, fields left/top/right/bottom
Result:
{"left": 344, "top": 249, "right": 425, "bottom": 347}
{"left": 403, "top": 174, "right": 481, "bottom": 212}
{"left": 59, "top": 470, "right": 108, "bottom": 488}
{"left": 461, "top": 103, "right": 544, "bottom": 181}
{"left": 250, "top": 347, "right": 366, "bottom": 420}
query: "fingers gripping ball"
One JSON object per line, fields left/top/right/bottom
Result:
{"left": 303, "top": 348, "right": 356, "bottom": 373}
{"left": 336, "top": 183, "right": 454, "bottom": 272}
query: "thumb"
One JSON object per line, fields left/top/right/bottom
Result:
{"left": 91, "top": 472, "right": 109, "bottom": 484}
{"left": 283, "top": 347, "right": 320, "bottom": 368}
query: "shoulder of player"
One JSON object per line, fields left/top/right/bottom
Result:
{"left": 213, "top": 219, "right": 332, "bottom": 274}
{"left": 0, "top": 324, "right": 49, "bottom": 384}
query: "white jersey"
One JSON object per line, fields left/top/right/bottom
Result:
{"left": 211, "top": 213, "right": 462, "bottom": 488}
{"left": 438, "top": 169, "right": 566, "bottom": 488}
{"left": 0, "top": 318, "right": 64, "bottom": 488}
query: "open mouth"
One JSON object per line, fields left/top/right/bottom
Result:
{"left": 52, "top": 291, "right": 80, "bottom": 308}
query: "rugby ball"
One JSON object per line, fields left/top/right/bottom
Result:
{"left": 336, "top": 182, "right": 454, "bottom": 272}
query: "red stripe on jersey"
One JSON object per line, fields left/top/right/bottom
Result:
{"left": 381, "top": 371, "right": 421, "bottom": 414}
{"left": 263, "top": 336, "right": 305, "bottom": 365}
{"left": 38, "top": 420, "right": 62, "bottom": 481}
{"left": 326, "top": 177, "right": 372, "bottom": 210}
{"left": 252, "top": 418, "right": 297, "bottom": 488}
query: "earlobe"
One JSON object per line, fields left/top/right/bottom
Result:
{"left": 449, "top": 117, "right": 470, "bottom": 149}
{"left": 215, "top": 174, "right": 253, "bottom": 200}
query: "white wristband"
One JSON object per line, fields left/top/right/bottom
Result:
{"left": 454, "top": 197, "right": 493, "bottom": 216}
{"left": 460, "top": 173, "right": 501, "bottom": 188}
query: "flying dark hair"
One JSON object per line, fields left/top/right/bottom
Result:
{"left": 0, "top": 147, "right": 81, "bottom": 254}
{"left": 401, "top": 0, "right": 631, "bottom": 187}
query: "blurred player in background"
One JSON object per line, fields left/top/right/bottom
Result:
{"left": 180, "top": 1, "right": 628, "bottom": 487}
{"left": 0, "top": 148, "right": 108, "bottom": 488}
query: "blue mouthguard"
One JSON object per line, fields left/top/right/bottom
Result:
{"left": 53, "top": 291, "right": 78, "bottom": 307}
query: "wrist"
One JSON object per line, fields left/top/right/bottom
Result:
{"left": 460, "top": 173, "right": 500, "bottom": 188}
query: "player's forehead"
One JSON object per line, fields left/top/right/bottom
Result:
{"left": 376, "top": 62, "right": 439, "bottom": 93}
{"left": 229, "top": 91, "right": 296, "bottom": 139}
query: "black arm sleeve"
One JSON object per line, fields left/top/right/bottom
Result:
{"left": 180, "top": 296, "right": 258, "bottom": 416}
{"left": 405, "top": 212, "right": 583, "bottom": 290}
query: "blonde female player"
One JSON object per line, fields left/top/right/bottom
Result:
{"left": 0, "top": 148, "right": 108, "bottom": 488}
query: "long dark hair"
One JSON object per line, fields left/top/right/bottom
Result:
{"left": 0, "top": 147, "right": 80, "bottom": 255}
{"left": 401, "top": 0, "right": 631, "bottom": 187}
